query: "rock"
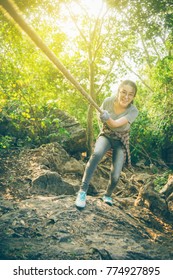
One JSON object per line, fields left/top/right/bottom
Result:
{"left": 32, "top": 170, "right": 75, "bottom": 195}
{"left": 166, "top": 192, "right": 173, "bottom": 214}
{"left": 56, "top": 109, "right": 87, "bottom": 154}
{"left": 28, "top": 142, "right": 106, "bottom": 196}
{"left": 168, "top": 200, "right": 173, "bottom": 214}
{"left": 1, "top": 195, "right": 173, "bottom": 260}
{"left": 134, "top": 181, "right": 169, "bottom": 218}
{"left": 62, "top": 158, "right": 85, "bottom": 175}
{"left": 1, "top": 143, "right": 173, "bottom": 260}
{"left": 36, "top": 142, "right": 71, "bottom": 174}
{"left": 159, "top": 174, "right": 173, "bottom": 198}
{"left": 130, "top": 173, "right": 152, "bottom": 184}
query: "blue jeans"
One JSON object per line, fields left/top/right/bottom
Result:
{"left": 81, "top": 135, "right": 124, "bottom": 196}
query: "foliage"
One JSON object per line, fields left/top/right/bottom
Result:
{"left": 130, "top": 110, "right": 154, "bottom": 163}
{"left": 0, "top": 0, "right": 172, "bottom": 167}
{"left": 154, "top": 170, "right": 172, "bottom": 192}
{"left": 0, "top": 98, "right": 70, "bottom": 147}
{"left": 0, "top": 135, "right": 13, "bottom": 149}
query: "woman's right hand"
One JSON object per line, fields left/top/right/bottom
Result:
{"left": 100, "top": 110, "right": 110, "bottom": 122}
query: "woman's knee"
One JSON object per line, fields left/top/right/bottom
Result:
{"left": 91, "top": 151, "right": 103, "bottom": 162}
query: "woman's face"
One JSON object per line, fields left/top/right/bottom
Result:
{"left": 117, "top": 84, "right": 135, "bottom": 108}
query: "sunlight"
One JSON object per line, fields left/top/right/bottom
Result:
{"left": 58, "top": 0, "right": 107, "bottom": 39}
{"left": 64, "top": 0, "right": 107, "bottom": 17}
{"left": 78, "top": 0, "right": 107, "bottom": 17}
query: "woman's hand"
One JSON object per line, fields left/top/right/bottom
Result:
{"left": 100, "top": 110, "right": 129, "bottom": 128}
{"left": 100, "top": 110, "right": 110, "bottom": 122}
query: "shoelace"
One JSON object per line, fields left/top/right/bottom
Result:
{"left": 79, "top": 192, "right": 86, "bottom": 201}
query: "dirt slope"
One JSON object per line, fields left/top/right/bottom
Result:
{"left": 0, "top": 144, "right": 173, "bottom": 260}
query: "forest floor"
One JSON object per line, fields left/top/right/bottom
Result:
{"left": 0, "top": 144, "right": 173, "bottom": 260}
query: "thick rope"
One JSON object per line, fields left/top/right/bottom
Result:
{"left": 0, "top": 0, "right": 102, "bottom": 114}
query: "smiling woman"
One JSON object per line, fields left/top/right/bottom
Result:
{"left": 75, "top": 79, "right": 139, "bottom": 208}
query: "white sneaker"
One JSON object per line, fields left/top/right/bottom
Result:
{"left": 102, "top": 195, "right": 113, "bottom": 206}
{"left": 75, "top": 191, "right": 86, "bottom": 208}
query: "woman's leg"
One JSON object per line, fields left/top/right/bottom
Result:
{"left": 81, "top": 136, "right": 111, "bottom": 193}
{"left": 105, "top": 141, "right": 124, "bottom": 197}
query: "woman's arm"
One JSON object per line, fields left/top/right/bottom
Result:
{"left": 106, "top": 116, "right": 128, "bottom": 128}
{"left": 100, "top": 110, "right": 128, "bottom": 128}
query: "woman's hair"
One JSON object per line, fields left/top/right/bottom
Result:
{"left": 118, "top": 80, "right": 137, "bottom": 96}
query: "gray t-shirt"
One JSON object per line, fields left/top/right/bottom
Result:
{"left": 101, "top": 95, "right": 138, "bottom": 132}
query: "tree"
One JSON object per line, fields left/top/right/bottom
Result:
{"left": 105, "top": 0, "right": 173, "bottom": 165}
{"left": 0, "top": 0, "right": 172, "bottom": 165}
{"left": 58, "top": 0, "right": 140, "bottom": 155}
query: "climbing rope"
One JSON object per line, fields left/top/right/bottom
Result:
{"left": 0, "top": 0, "right": 103, "bottom": 114}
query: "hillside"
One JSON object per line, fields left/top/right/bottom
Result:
{"left": 0, "top": 142, "right": 173, "bottom": 260}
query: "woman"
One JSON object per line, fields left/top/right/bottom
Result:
{"left": 75, "top": 80, "right": 138, "bottom": 208}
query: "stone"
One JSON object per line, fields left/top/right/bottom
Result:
{"left": 159, "top": 174, "right": 173, "bottom": 198}
{"left": 32, "top": 170, "right": 75, "bottom": 195}
{"left": 56, "top": 109, "right": 87, "bottom": 154}
{"left": 0, "top": 142, "right": 173, "bottom": 260}
{"left": 134, "top": 181, "right": 169, "bottom": 218}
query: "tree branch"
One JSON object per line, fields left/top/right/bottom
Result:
{"left": 122, "top": 60, "right": 155, "bottom": 93}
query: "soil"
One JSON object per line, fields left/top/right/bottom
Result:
{"left": 0, "top": 144, "right": 173, "bottom": 260}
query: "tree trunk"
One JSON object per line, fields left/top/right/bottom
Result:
{"left": 86, "top": 105, "right": 94, "bottom": 156}
{"left": 87, "top": 47, "right": 95, "bottom": 156}
{"left": 0, "top": 0, "right": 102, "bottom": 114}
